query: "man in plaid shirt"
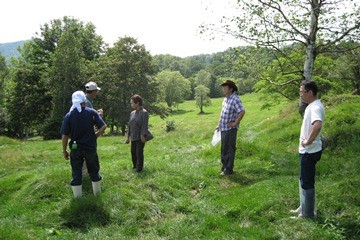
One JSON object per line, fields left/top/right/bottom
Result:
{"left": 216, "top": 80, "right": 246, "bottom": 175}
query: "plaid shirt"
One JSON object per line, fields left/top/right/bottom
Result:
{"left": 219, "top": 93, "right": 245, "bottom": 131}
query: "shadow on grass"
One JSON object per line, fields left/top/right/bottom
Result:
{"left": 197, "top": 112, "right": 213, "bottom": 115}
{"left": 60, "top": 196, "right": 111, "bottom": 230}
{"left": 225, "top": 172, "right": 259, "bottom": 186}
{"left": 170, "top": 109, "right": 195, "bottom": 115}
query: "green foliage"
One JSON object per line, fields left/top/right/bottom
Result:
{"left": 165, "top": 120, "right": 176, "bottom": 132}
{"left": 331, "top": 41, "right": 360, "bottom": 94}
{"left": 322, "top": 94, "right": 360, "bottom": 150}
{"left": 49, "top": 30, "right": 86, "bottom": 122}
{"left": 195, "top": 84, "right": 211, "bottom": 113}
{"left": 0, "top": 54, "right": 9, "bottom": 134}
{"left": 195, "top": 69, "right": 211, "bottom": 88}
{"left": 156, "top": 70, "right": 191, "bottom": 108}
{"left": 6, "top": 59, "right": 51, "bottom": 138}
{"left": 94, "top": 37, "right": 165, "bottom": 134}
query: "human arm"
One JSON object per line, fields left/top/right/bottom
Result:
{"left": 125, "top": 127, "right": 130, "bottom": 144}
{"left": 97, "top": 109, "right": 104, "bottom": 118}
{"left": 301, "top": 120, "right": 322, "bottom": 147}
{"left": 95, "top": 124, "right": 107, "bottom": 138}
{"left": 125, "top": 113, "right": 132, "bottom": 144}
{"left": 227, "top": 110, "right": 246, "bottom": 127}
{"left": 140, "top": 111, "right": 149, "bottom": 143}
{"left": 62, "top": 134, "right": 70, "bottom": 160}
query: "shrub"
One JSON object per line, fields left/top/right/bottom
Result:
{"left": 166, "top": 120, "right": 176, "bottom": 132}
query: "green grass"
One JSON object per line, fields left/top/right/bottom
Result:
{"left": 0, "top": 93, "right": 359, "bottom": 239}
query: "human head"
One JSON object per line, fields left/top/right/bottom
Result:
{"left": 220, "top": 80, "right": 238, "bottom": 96}
{"left": 130, "top": 94, "right": 143, "bottom": 110}
{"left": 300, "top": 80, "right": 318, "bottom": 103}
{"left": 85, "top": 81, "right": 101, "bottom": 99}
{"left": 70, "top": 91, "right": 86, "bottom": 112}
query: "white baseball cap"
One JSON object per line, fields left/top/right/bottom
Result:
{"left": 85, "top": 81, "right": 101, "bottom": 91}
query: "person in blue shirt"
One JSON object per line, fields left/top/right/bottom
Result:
{"left": 61, "top": 91, "right": 106, "bottom": 198}
{"left": 216, "top": 80, "right": 246, "bottom": 175}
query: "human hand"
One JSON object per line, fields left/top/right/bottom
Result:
{"left": 63, "top": 150, "right": 70, "bottom": 160}
{"left": 301, "top": 139, "right": 309, "bottom": 147}
{"left": 97, "top": 109, "right": 103, "bottom": 118}
{"left": 141, "top": 135, "right": 146, "bottom": 144}
{"left": 227, "top": 122, "right": 237, "bottom": 127}
{"left": 125, "top": 138, "right": 130, "bottom": 144}
{"left": 215, "top": 126, "right": 219, "bottom": 132}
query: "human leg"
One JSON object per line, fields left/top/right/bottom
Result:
{"left": 220, "top": 130, "right": 230, "bottom": 172}
{"left": 131, "top": 141, "right": 137, "bottom": 169}
{"left": 83, "top": 149, "right": 102, "bottom": 196}
{"left": 70, "top": 149, "right": 84, "bottom": 197}
{"left": 299, "top": 151, "right": 322, "bottom": 218}
{"left": 225, "top": 128, "right": 238, "bottom": 173}
{"left": 84, "top": 150, "right": 102, "bottom": 182}
{"left": 70, "top": 149, "right": 84, "bottom": 186}
{"left": 135, "top": 140, "right": 145, "bottom": 172}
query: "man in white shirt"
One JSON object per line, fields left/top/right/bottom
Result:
{"left": 291, "top": 81, "right": 325, "bottom": 219}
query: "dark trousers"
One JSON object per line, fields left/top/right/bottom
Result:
{"left": 221, "top": 128, "right": 238, "bottom": 173}
{"left": 131, "top": 140, "right": 145, "bottom": 171}
{"left": 299, "top": 151, "right": 322, "bottom": 190}
{"left": 70, "top": 148, "right": 102, "bottom": 186}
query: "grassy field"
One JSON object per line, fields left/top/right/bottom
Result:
{"left": 0, "top": 93, "right": 359, "bottom": 239}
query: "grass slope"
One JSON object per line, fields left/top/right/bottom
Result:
{"left": 0, "top": 93, "right": 359, "bottom": 239}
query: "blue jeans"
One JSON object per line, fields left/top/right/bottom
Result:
{"left": 299, "top": 151, "right": 322, "bottom": 190}
{"left": 221, "top": 128, "right": 238, "bottom": 173}
{"left": 70, "top": 148, "right": 102, "bottom": 186}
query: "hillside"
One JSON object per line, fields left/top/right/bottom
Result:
{"left": 0, "top": 40, "right": 26, "bottom": 60}
{"left": 0, "top": 93, "right": 359, "bottom": 239}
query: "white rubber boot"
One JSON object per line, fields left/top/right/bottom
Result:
{"left": 71, "top": 185, "right": 82, "bottom": 198}
{"left": 92, "top": 181, "right": 101, "bottom": 196}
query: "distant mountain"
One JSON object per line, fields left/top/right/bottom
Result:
{"left": 0, "top": 40, "right": 26, "bottom": 61}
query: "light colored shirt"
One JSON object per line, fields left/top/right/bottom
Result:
{"left": 219, "top": 93, "right": 245, "bottom": 131}
{"left": 299, "top": 99, "right": 325, "bottom": 154}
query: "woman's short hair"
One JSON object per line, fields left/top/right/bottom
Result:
{"left": 131, "top": 94, "right": 143, "bottom": 106}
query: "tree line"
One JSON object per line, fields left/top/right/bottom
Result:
{"left": 0, "top": 15, "right": 359, "bottom": 140}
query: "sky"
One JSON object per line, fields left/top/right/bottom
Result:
{"left": 0, "top": 0, "right": 243, "bottom": 57}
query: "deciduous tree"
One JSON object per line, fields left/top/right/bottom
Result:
{"left": 202, "top": 0, "right": 360, "bottom": 113}
{"left": 195, "top": 85, "right": 211, "bottom": 113}
{"left": 156, "top": 70, "right": 191, "bottom": 108}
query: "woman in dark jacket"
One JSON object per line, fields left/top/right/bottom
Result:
{"left": 125, "top": 94, "right": 149, "bottom": 172}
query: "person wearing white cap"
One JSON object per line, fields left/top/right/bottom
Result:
{"left": 85, "top": 81, "right": 101, "bottom": 109}
{"left": 82, "top": 81, "right": 103, "bottom": 176}
{"left": 61, "top": 91, "right": 107, "bottom": 198}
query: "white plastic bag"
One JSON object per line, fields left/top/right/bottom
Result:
{"left": 211, "top": 130, "right": 221, "bottom": 146}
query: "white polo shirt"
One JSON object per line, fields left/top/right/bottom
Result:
{"left": 299, "top": 99, "right": 325, "bottom": 154}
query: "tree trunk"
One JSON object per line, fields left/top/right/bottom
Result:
{"left": 121, "top": 125, "right": 126, "bottom": 136}
{"left": 110, "top": 123, "right": 114, "bottom": 134}
{"left": 299, "top": 0, "right": 320, "bottom": 116}
{"left": 303, "top": 43, "right": 316, "bottom": 81}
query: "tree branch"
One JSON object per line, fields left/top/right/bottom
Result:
{"left": 268, "top": 78, "right": 301, "bottom": 86}
{"left": 258, "top": 0, "right": 308, "bottom": 40}
{"left": 319, "top": 24, "right": 360, "bottom": 50}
